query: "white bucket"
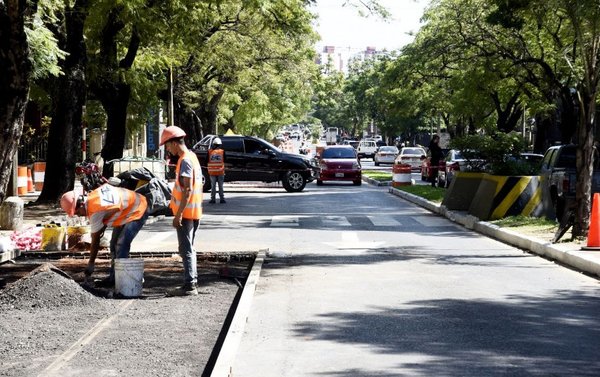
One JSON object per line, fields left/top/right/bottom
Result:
{"left": 114, "top": 258, "right": 144, "bottom": 297}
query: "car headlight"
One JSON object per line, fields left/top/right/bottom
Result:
{"left": 352, "top": 162, "right": 360, "bottom": 169}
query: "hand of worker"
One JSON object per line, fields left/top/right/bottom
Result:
{"left": 172, "top": 214, "right": 182, "bottom": 228}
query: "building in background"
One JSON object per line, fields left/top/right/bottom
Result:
{"left": 316, "top": 45, "right": 385, "bottom": 74}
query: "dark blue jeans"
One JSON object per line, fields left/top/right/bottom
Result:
{"left": 108, "top": 211, "right": 149, "bottom": 281}
{"left": 176, "top": 218, "right": 199, "bottom": 286}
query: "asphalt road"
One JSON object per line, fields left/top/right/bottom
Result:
{"left": 157, "top": 180, "right": 600, "bottom": 376}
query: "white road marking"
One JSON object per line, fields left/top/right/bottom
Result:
{"left": 367, "top": 215, "right": 402, "bottom": 226}
{"left": 271, "top": 216, "right": 299, "bottom": 227}
{"left": 322, "top": 216, "right": 351, "bottom": 227}
{"left": 413, "top": 216, "right": 450, "bottom": 227}
{"left": 324, "top": 231, "right": 385, "bottom": 250}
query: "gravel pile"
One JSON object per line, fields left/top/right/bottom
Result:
{"left": 0, "top": 263, "right": 109, "bottom": 311}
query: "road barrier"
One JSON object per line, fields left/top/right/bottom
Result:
{"left": 33, "top": 161, "right": 46, "bottom": 191}
{"left": 27, "top": 167, "right": 34, "bottom": 193}
{"left": 392, "top": 163, "right": 412, "bottom": 187}
{"left": 17, "top": 166, "right": 28, "bottom": 195}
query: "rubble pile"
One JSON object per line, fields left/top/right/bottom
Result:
{"left": 0, "top": 264, "right": 108, "bottom": 311}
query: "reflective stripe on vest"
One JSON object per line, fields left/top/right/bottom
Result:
{"left": 207, "top": 149, "right": 225, "bottom": 176}
{"left": 170, "top": 151, "right": 203, "bottom": 219}
{"left": 87, "top": 184, "right": 147, "bottom": 227}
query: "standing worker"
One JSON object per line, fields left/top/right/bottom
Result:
{"left": 60, "top": 184, "right": 148, "bottom": 285}
{"left": 208, "top": 137, "right": 226, "bottom": 204}
{"left": 428, "top": 134, "right": 443, "bottom": 187}
{"left": 160, "top": 126, "right": 202, "bottom": 296}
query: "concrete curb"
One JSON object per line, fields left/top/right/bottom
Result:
{"left": 210, "top": 249, "right": 266, "bottom": 377}
{"left": 388, "top": 187, "right": 600, "bottom": 278}
{"left": 361, "top": 176, "right": 391, "bottom": 187}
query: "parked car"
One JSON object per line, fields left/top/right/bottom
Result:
{"left": 193, "top": 135, "right": 319, "bottom": 193}
{"left": 342, "top": 139, "right": 359, "bottom": 149}
{"left": 394, "top": 147, "right": 427, "bottom": 171}
{"left": 437, "top": 149, "right": 486, "bottom": 188}
{"left": 539, "top": 144, "right": 600, "bottom": 219}
{"left": 374, "top": 146, "right": 399, "bottom": 166}
{"left": 357, "top": 139, "right": 378, "bottom": 160}
{"left": 316, "top": 145, "right": 362, "bottom": 186}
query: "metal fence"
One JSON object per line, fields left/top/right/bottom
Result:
{"left": 18, "top": 138, "right": 48, "bottom": 164}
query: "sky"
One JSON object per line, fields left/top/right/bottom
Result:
{"left": 311, "top": 0, "right": 430, "bottom": 53}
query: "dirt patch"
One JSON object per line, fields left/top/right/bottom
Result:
{"left": 0, "top": 254, "right": 253, "bottom": 376}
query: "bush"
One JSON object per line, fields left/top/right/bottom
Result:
{"left": 449, "top": 132, "right": 531, "bottom": 175}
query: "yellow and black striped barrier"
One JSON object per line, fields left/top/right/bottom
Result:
{"left": 468, "top": 174, "right": 543, "bottom": 220}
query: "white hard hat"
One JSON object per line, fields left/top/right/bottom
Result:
{"left": 213, "top": 137, "right": 222, "bottom": 145}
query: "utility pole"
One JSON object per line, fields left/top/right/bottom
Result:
{"left": 167, "top": 67, "right": 174, "bottom": 127}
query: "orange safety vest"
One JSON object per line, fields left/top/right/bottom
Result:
{"left": 87, "top": 184, "right": 147, "bottom": 227}
{"left": 170, "top": 150, "right": 203, "bottom": 219}
{"left": 207, "top": 148, "right": 225, "bottom": 176}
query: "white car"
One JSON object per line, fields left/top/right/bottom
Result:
{"left": 357, "top": 140, "right": 378, "bottom": 159}
{"left": 374, "top": 146, "right": 399, "bottom": 165}
{"left": 394, "top": 147, "right": 427, "bottom": 170}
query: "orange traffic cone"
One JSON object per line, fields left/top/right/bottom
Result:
{"left": 585, "top": 193, "right": 600, "bottom": 249}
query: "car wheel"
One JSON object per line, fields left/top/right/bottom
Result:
{"left": 316, "top": 179, "right": 323, "bottom": 186}
{"left": 202, "top": 171, "right": 211, "bottom": 192}
{"left": 353, "top": 179, "right": 362, "bottom": 186}
{"left": 282, "top": 171, "right": 307, "bottom": 192}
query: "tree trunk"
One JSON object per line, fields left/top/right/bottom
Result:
{"left": 0, "top": 1, "right": 34, "bottom": 204}
{"left": 197, "top": 89, "right": 225, "bottom": 137}
{"left": 573, "top": 89, "right": 596, "bottom": 238}
{"left": 98, "top": 83, "right": 130, "bottom": 178}
{"left": 37, "top": 0, "right": 89, "bottom": 203}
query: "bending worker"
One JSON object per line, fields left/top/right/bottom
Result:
{"left": 60, "top": 184, "right": 148, "bottom": 284}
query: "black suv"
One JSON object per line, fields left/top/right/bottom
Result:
{"left": 193, "top": 134, "right": 318, "bottom": 192}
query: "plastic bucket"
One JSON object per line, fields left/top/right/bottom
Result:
{"left": 114, "top": 258, "right": 144, "bottom": 297}
{"left": 41, "top": 227, "right": 66, "bottom": 251}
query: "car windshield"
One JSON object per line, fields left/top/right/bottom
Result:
{"left": 453, "top": 151, "right": 463, "bottom": 159}
{"left": 379, "top": 147, "right": 398, "bottom": 153}
{"left": 322, "top": 148, "right": 356, "bottom": 159}
{"left": 402, "top": 148, "right": 424, "bottom": 156}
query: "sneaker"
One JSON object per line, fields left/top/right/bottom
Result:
{"left": 166, "top": 284, "right": 198, "bottom": 297}
{"left": 209, "top": 199, "right": 216, "bottom": 204}
{"left": 220, "top": 199, "right": 226, "bottom": 204}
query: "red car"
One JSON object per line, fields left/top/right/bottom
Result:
{"left": 317, "top": 145, "right": 362, "bottom": 186}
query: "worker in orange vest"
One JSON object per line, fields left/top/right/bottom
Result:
{"left": 160, "top": 126, "right": 203, "bottom": 296}
{"left": 60, "top": 184, "right": 148, "bottom": 285}
{"left": 208, "top": 137, "right": 226, "bottom": 204}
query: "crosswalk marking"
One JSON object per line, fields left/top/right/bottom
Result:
{"left": 413, "top": 216, "right": 450, "bottom": 227}
{"left": 322, "top": 216, "right": 351, "bottom": 227}
{"left": 367, "top": 215, "right": 402, "bottom": 227}
{"left": 197, "top": 214, "right": 455, "bottom": 228}
{"left": 271, "top": 216, "right": 299, "bottom": 227}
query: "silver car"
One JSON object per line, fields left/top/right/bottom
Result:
{"left": 394, "top": 147, "right": 427, "bottom": 170}
{"left": 374, "top": 146, "right": 399, "bottom": 165}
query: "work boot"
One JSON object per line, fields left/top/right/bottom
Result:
{"left": 220, "top": 199, "right": 226, "bottom": 204}
{"left": 166, "top": 283, "right": 198, "bottom": 297}
{"left": 209, "top": 199, "right": 216, "bottom": 204}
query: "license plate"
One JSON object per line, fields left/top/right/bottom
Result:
{"left": 335, "top": 173, "right": 344, "bottom": 177}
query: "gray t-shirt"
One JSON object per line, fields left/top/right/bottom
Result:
{"left": 178, "top": 158, "right": 193, "bottom": 184}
